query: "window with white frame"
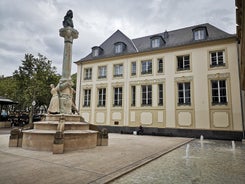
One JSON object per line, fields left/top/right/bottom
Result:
{"left": 131, "top": 62, "right": 136, "bottom": 76}
{"left": 114, "top": 64, "right": 123, "bottom": 77}
{"left": 114, "top": 42, "right": 126, "bottom": 54}
{"left": 158, "top": 58, "right": 163, "bottom": 73}
{"left": 93, "top": 48, "right": 99, "bottom": 57}
{"left": 211, "top": 80, "right": 227, "bottom": 104}
{"left": 194, "top": 29, "right": 205, "bottom": 40}
{"left": 178, "top": 82, "right": 191, "bottom": 105}
{"left": 131, "top": 86, "right": 136, "bottom": 106}
{"left": 141, "top": 60, "right": 152, "bottom": 74}
{"left": 83, "top": 89, "right": 91, "bottom": 107}
{"left": 114, "top": 87, "right": 123, "bottom": 106}
{"left": 177, "top": 55, "right": 190, "bottom": 71}
{"left": 98, "top": 66, "right": 107, "bottom": 79}
{"left": 98, "top": 88, "right": 106, "bottom": 107}
{"left": 158, "top": 84, "right": 163, "bottom": 105}
{"left": 115, "top": 43, "right": 123, "bottom": 54}
{"left": 92, "top": 46, "right": 103, "bottom": 57}
{"left": 84, "top": 68, "right": 92, "bottom": 80}
{"left": 142, "top": 85, "right": 152, "bottom": 106}
{"left": 210, "top": 51, "right": 225, "bottom": 67}
{"left": 151, "top": 38, "right": 160, "bottom": 48}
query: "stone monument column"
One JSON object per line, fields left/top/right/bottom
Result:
{"left": 59, "top": 27, "right": 78, "bottom": 80}
{"left": 58, "top": 10, "right": 79, "bottom": 114}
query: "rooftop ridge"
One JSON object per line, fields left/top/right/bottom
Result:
{"left": 77, "top": 23, "right": 235, "bottom": 63}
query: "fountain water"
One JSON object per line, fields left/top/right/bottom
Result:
{"left": 200, "top": 135, "right": 204, "bottom": 148}
{"left": 185, "top": 144, "right": 190, "bottom": 158}
{"left": 112, "top": 140, "right": 245, "bottom": 184}
{"left": 200, "top": 135, "right": 204, "bottom": 142}
{"left": 232, "top": 140, "right": 236, "bottom": 151}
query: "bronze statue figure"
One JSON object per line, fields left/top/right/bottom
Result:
{"left": 63, "top": 10, "right": 74, "bottom": 28}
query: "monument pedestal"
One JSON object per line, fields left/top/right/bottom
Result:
{"left": 53, "top": 131, "right": 64, "bottom": 154}
{"left": 21, "top": 114, "right": 98, "bottom": 153}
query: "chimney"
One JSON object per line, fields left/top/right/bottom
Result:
{"left": 164, "top": 30, "right": 169, "bottom": 39}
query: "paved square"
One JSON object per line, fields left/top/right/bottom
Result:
{"left": 0, "top": 133, "right": 192, "bottom": 184}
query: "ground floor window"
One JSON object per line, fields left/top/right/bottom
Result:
{"left": 142, "top": 85, "right": 152, "bottom": 105}
{"left": 114, "top": 87, "right": 123, "bottom": 106}
{"left": 158, "top": 84, "right": 163, "bottom": 105}
{"left": 211, "top": 80, "right": 227, "bottom": 105}
{"left": 131, "top": 86, "right": 136, "bottom": 106}
{"left": 83, "top": 89, "right": 91, "bottom": 107}
{"left": 98, "top": 88, "right": 106, "bottom": 107}
{"left": 178, "top": 82, "right": 191, "bottom": 105}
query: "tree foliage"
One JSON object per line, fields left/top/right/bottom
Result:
{"left": 12, "top": 53, "right": 60, "bottom": 111}
{"left": 0, "top": 76, "right": 17, "bottom": 100}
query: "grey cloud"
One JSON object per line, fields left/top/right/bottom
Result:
{"left": 0, "top": 0, "right": 236, "bottom": 77}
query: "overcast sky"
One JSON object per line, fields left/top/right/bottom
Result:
{"left": 0, "top": 0, "right": 236, "bottom": 77}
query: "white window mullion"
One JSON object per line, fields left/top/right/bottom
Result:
{"left": 183, "top": 83, "right": 186, "bottom": 104}
{"left": 146, "top": 87, "right": 148, "bottom": 104}
{"left": 217, "top": 81, "right": 221, "bottom": 103}
{"left": 117, "top": 88, "right": 119, "bottom": 104}
{"left": 216, "top": 52, "right": 219, "bottom": 65}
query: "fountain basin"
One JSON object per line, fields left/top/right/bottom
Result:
{"left": 21, "top": 114, "right": 99, "bottom": 152}
{"left": 22, "top": 129, "right": 97, "bottom": 151}
{"left": 34, "top": 121, "right": 89, "bottom": 130}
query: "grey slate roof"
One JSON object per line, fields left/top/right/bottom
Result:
{"left": 77, "top": 23, "right": 235, "bottom": 63}
{"left": 98, "top": 30, "right": 138, "bottom": 56}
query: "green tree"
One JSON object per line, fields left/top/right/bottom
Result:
{"left": 13, "top": 53, "right": 60, "bottom": 112}
{"left": 0, "top": 76, "right": 17, "bottom": 100}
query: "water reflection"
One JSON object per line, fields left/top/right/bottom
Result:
{"left": 112, "top": 139, "right": 245, "bottom": 184}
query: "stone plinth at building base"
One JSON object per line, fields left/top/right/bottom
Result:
{"left": 21, "top": 114, "right": 98, "bottom": 153}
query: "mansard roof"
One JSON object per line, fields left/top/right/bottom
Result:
{"left": 77, "top": 23, "right": 235, "bottom": 63}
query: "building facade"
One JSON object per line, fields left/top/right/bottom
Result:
{"left": 76, "top": 23, "right": 243, "bottom": 139}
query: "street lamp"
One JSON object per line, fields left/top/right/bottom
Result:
{"left": 29, "top": 100, "right": 36, "bottom": 124}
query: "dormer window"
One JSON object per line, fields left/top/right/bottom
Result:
{"left": 114, "top": 42, "right": 126, "bottom": 54}
{"left": 194, "top": 30, "right": 205, "bottom": 40}
{"left": 152, "top": 38, "right": 160, "bottom": 48}
{"left": 115, "top": 44, "right": 122, "bottom": 53}
{"left": 150, "top": 35, "right": 165, "bottom": 48}
{"left": 92, "top": 46, "right": 103, "bottom": 57}
{"left": 93, "top": 49, "right": 99, "bottom": 57}
{"left": 192, "top": 26, "right": 208, "bottom": 41}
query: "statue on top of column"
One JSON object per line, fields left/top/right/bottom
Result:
{"left": 47, "top": 10, "right": 79, "bottom": 115}
{"left": 63, "top": 10, "right": 74, "bottom": 28}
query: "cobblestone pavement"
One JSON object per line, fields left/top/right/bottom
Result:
{"left": 0, "top": 132, "right": 192, "bottom": 184}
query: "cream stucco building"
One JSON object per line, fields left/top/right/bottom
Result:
{"left": 75, "top": 23, "right": 243, "bottom": 140}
